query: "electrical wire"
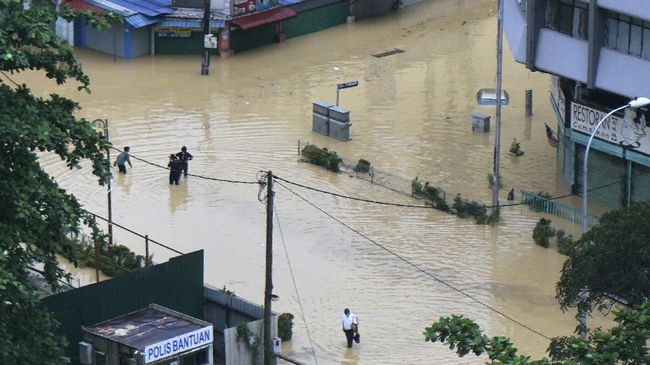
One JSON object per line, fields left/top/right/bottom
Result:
{"left": 110, "top": 147, "right": 260, "bottom": 185}
{"left": 88, "top": 210, "right": 184, "bottom": 255}
{"left": 274, "top": 200, "right": 320, "bottom": 365}
{"left": 275, "top": 180, "right": 553, "bottom": 341}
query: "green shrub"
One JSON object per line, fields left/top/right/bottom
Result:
{"left": 487, "top": 173, "right": 503, "bottom": 189}
{"left": 78, "top": 238, "right": 146, "bottom": 277}
{"left": 412, "top": 178, "right": 451, "bottom": 212}
{"left": 556, "top": 229, "right": 576, "bottom": 256}
{"left": 452, "top": 194, "right": 489, "bottom": 224}
{"left": 301, "top": 144, "right": 342, "bottom": 172}
{"left": 277, "top": 313, "right": 295, "bottom": 341}
{"left": 354, "top": 159, "right": 371, "bottom": 173}
{"left": 509, "top": 138, "right": 524, "bottom": 156}
{"left": 533, "top": 218, "right": 555, "bottom": 248}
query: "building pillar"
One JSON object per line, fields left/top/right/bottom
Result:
{"left": 275, "top": 22, "right": 286, "bottom": 43}
{"left": 218, "top": 25, "right": 233, "bottom": 57}
{"left": 124, "top": 24, "right": 132, "bottom": 59}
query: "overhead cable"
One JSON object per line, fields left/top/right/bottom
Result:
{"left": 275, "top": 180, "right": 552, "bottom": 341}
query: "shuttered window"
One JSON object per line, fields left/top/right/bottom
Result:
{"left": 575, "top": 145, "right": 627, "bottom": 207}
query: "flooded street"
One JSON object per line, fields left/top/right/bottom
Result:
{"left": 25, "top": 0, "right": 612, "bottom": 363}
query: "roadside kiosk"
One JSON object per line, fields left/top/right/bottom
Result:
{"left": 80, "top": 304, "right": 213, "bottom": 365}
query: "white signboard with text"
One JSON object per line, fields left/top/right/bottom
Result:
{"left": 144, "top": 326, "right": 213, "bottom": 363}
{"left": 570, "top": 101, "right": 650, "bottom": 156}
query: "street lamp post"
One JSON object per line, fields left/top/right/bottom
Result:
{"left": 579, "top": 96, "right": 650, "bottom": 336}
{"left": 92, "top": 119, "right": 113, "bottom": 246}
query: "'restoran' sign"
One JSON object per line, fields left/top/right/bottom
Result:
{"left": 571, "top": 101, "right": 650, "bottom": 155}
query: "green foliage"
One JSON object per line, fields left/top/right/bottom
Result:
{"left": 236, "top": 323, "right": 260, "bottom": 364}
{"left": 354, "top": 158, "right": 371, "bottom": 173}
{"left": 301, "top": 144, "right": 342, "bottom": 172}
{"left": 452, "top": 194, "right": 489, "bottom": 224}
{"left": 278, "top": 313, "right": 295, "bottom": 341}
{"left": 77, "top": 238, "right": 146, "bottom": 277}
{"left": 532, "top": 218, "right": 555, "bottom": 248}
{"left": 412, "top": 178, "right": 489, "bottom": 222}
{"left": 556, "top": 202, "right": 650, "bottom": 312}
{"left": 0, "top": 2, "right": 118, "bottom": 363}
{"left": 425, "top": 301, "right": 650, "bottom": 364}
{"left": 487, "top": 173, "right": 503, "bottom": 189}
{"left": 221, "top": 286, "right": 236, "bottom": 296}
{"left": 509, "top": 138, "right": 524, "bottom": 156}
{"left": 555, "top": 230, "right": 575, "bottom": 256}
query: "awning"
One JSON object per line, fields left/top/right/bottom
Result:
{"left": 232, "top": 7, "right": 297, "bottom": 30}
{"left": 63, "top": 0, "right": 105, "bottom": 12}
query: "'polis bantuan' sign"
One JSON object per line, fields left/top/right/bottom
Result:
{"left": 571, "top": 101, "right": 650, "bottom": 156}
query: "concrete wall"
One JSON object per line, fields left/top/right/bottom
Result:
{"left": 204, "top": 286, "right": 277, "bottom": 360}
{"left": 224, "top": 318, "right": 277, "bottom": 365}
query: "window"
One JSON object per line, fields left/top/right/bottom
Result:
{"left": 545, "top": 0, "right": 589, "bottom": 40}
{"left": 604, "top": 11, "right": 650, "bottom": 61}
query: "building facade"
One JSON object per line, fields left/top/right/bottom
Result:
{"left": 504, "top": 0, "right": 650, "bottom": 207}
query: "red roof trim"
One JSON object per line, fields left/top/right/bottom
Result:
{"left": 63, "top": 0, "right": 105, "bottom": 13}
{"left": 232, "top": 7, "right": 297, "bottom": 30}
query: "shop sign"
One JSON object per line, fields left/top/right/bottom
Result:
{"left": 571, "top": 101, "right": 650, "bottom": 155}
{"left": 157, "top": 27, "right": 192, "bottom": 38}
{"left": 144, "top": 326, "right": 213, "bottom": 363}
{"left": 233, "top": 0, "right": 256, "bottom": 16}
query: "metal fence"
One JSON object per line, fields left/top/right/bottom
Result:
{"left": 521, "top": 190, "right": 600, "bottom": 228}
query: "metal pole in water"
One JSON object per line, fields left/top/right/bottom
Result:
{"left": 264, "top": 171, "right": 274, "bottom": 365}
{"left": 201, "top": 0, "right": 211, "bottom": 75}
{"left": 491, "top": 0, "right": 504, "bottom": 222}
{"left": 525, "top": 89, "right": 533, "bottom": 116}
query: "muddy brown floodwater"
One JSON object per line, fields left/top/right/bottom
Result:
{"left": 25, "top": 0, "right": 614, "bottom": 363}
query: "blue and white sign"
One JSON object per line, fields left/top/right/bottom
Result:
{"left": 144, "top": 326, "right": 213, "bottom": 363}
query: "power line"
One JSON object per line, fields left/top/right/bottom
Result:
{"left": 275, "top": 180, "right": 552, "bottom": 341}
{"left": 274, "top": 202, "right": 320, "bottom": 365}
{"left": 110, "top": 147, "right": 260, "bottom": 185}
{"left": 87, "top": 210, "right": 184, "bottom": 255}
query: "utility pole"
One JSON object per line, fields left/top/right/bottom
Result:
{"left": 264, "top": 170, "right": 274, "bottom": 365}
{"left": 93, "top": 119, "right": 113, "bottom": 245}
{"left": 201, "top": 0, "right": 211, "bottom": 75}
{"left": 492, "top": 0, "right": 504, "bottom": 222}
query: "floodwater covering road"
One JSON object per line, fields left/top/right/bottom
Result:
{"left": 27, "top": 0, "right": 612, "bottom": 363}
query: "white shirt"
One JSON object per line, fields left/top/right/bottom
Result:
{"left": 342, "top": 313, "right": 358, "bottom": 330}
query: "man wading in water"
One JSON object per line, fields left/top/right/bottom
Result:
{"left": 175, "top": 146, "right": 193, "bottom": 177}
{"left": 342, "top": 308, "right": 359, "bottom": 348}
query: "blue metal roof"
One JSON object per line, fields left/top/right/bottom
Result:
{"left": 158, "top": 19, "right": 225, "bottom": 29}
{"left": 84, "top": 0, "right": 172, "bottom": 27}
{"left": 279, "top": 0, "right": 303, "bottom": 5}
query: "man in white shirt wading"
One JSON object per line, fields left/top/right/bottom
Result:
{"left": 342, "top": 308, "right": 359, "bottom": 348}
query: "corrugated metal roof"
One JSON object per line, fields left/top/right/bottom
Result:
{"left": 158, "top": 19, "right": 225, "bottom": 29}
{"left": 279, "top": 0, "right": 303, "bottom": 5}
{"left": 232, "top": 7, "right": 297, "bottom": 30}
{"left": 64, "top": 0, "right": 105, "bottom": 12}
{"left": 125, "top": 14, "right": 159, "bottom": 28}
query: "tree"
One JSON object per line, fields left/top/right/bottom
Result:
{"left": 556, "top": 202, "right": 650, "bottom": 313}
{"left": 0, "top": 1, "right": 117, "bottom": 363}
{"left": 424, "top": 301, "right": 650, "bottom": 364}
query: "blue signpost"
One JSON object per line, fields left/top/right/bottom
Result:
{"left": 336, "top": 81, "right": 359, "bottom": 106}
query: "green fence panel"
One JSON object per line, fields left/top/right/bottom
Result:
{"left": 521, "top": 191, "right": 599, "bottom": 228}
{"left": 231, "top": 24, "right": 276, "bottom": 54}
{"left": 156, "top": 31, "right": 219, "bottom": 55}
{"left": 283, "top": 1, "right": 349, "bottom": 39}
{"left": 41, "top": 250, "right": 204, "bottom": 362}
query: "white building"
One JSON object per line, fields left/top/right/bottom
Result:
{"left": 504, "top": 0, "right": 650, "bottom": 207}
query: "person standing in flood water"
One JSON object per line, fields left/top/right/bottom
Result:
{"left": 168, "top": 154, "right": 182, "bottom": 185}
{"left": 114, "top": 146, "right": 132, "bottom": 174}
{"left": 175, "top": 146, "right": 193, "bottom": 177}
{"left": 342, "top": 308, "right": 359, "bottom": 348}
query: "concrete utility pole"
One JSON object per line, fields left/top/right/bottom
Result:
{"left": 201, "top": 0, "right": 211, "bottom": 75}
{"left": 492, "top": 0, "right": 504, "bottom": 221}
{"left": 93, "top": 119, "right": 113, "bottom": 245}
{"left": 264, "top": 170, "right": 274, "bottom": 365}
